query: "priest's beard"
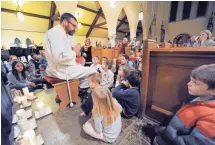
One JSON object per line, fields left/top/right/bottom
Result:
{"left": 68, "top": 30, "right": 76, "bottom": 36}
{"left": 66, "top": 25, "right": 76, "bottom": 36}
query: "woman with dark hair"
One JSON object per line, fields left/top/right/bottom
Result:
{"left": 81, "top": 38, "right": 92, "bottom": 67}
{"left": 7, "top": 61, "right": 43, "bottom": 92}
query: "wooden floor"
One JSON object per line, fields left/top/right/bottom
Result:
{"left": 13, "top": 88, "right": 154, "bottom": 145}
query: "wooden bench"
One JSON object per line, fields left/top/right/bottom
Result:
{"left": 140, "top": 39, "right": 215, "bottom": 122}
{"left": 45, "top": 76, "right": 80, "bottom": 111}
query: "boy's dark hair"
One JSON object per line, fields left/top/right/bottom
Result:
{"left": 60, "top": 13, "right": 77, "bottom": 23}
{"left": 30, "top": 53, "right": 37, "bottom": 58}
{"left": 122, "top": 54, "right": 129, "bottom": 61}
{"left": 126, "top": 70, "right": 141, "bottom": 87}
{"left": 191, "top": 64, "right": 215, "bottom": 89}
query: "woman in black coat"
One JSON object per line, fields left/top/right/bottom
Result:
{"left": 81, "top": 38, "right": 92, "bottom": 67}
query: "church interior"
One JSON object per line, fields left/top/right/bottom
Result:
{"left": 1, "top": 1, "right": 215, "bottom": 145}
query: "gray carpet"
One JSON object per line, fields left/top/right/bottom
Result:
{"left": 13, "top": 88, "right": 156, "bottom": 145}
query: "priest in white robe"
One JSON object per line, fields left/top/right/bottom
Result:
{"left": 44, "top": 13, "right": 96, "bottom": 88}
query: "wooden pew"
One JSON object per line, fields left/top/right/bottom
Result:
{"left": 140, "top": 40, "right": 215, "bottom": 122}
{"left": 102, "top": 49, "right": 113, "bottom": 61}
{"left": 91, "top": 47, "right": 120, "bottom": 62}
{"left": 112, "top": 47, "right": 120, "bottom": 60}
{"left": 125, "top": 47, "right": 131, "bottom": 56}
{"left": 91, "top": 47, "right": 102, "bottom": 63}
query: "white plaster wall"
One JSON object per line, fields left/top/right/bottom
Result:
{"left": 54, "top": 1, "right": 78, "bottom": 15}
{"left": 99, "top": 1, "right": 124, "bottom": 38}
{"left": 68, "top": 36, "right": 108, "bottom": 47}
{"left": 153, "top": 1, "right": 215, "bottom": 42}
{"left": 123, "top": 1, "right": 141, "bottom": 39}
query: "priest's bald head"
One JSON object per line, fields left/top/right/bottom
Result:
{"left": 60, "top": 13, "right": 77, "bottom": 36}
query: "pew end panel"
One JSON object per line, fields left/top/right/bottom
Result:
{"left": 92, "top": 47, "right": 102, "bottom": 64}
{"left": 140, "top": 42, "right": 215, "bottom": 122}
{"left": 53, "top": 80, "right": 80, "bottom": 111}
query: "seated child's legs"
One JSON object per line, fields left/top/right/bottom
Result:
{"left": 153, "top": 136, "right": 168, "bottom": 145}
{"left": 81, "top": 93, "right": 93, "bottom": 116}
{"left": 78, "top": 87, "right": 89, "bottom": 103}
{"left": 83, "top": 122, "right": 104, "bottom": 141}
{"left": 121, "top": 110, "right": 133, "bottom": 119}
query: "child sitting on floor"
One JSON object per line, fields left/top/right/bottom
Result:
{"left": 83, "top": 86, "right": 122, "bottom": 143}
{"left": 115, "top": 65, "right": 130, "bottom": 87}
{"left": 142, "top": 64, "right": 215, "bottom": 145}
{"left": 80, "top": 72, "right": 102, "bottom": 117}
{"left": 90, "top": 56, "right": 102, "bottom": 71}
{"left": 101, "top": 60, "right": 114, "bottom": 89}
{"left": 112, "top": 70, "right": 141, "bottom": 119}
{"left": 7, "top": 61, "right": 43, "bottom": 92}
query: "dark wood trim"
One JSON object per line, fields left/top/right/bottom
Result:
{"left": 125, "top": 32, "right": 130, "bottom": 37}
{"left": 1, "top": 8, "right": 50, "bottom": 19}
{"left": 77, "top": 4, "right": 98, "bottom": 14}
{"left": 48, "top": 1, "right": 56, "bottom": 29}
{"left": 116, "top": 16, "right": 127, "bottom": 30}
{"left": 1, "top": 28, "right": 46, "bottom": 33}
{"left": 86, "top": 8, "right": 103, "bottom": 37}
{"left": 117, "top": 30, "right": 127, "bottom": 34}
{"left": 95, "top": 22, "right": 106, "bottom": 27}
{"left": 118, "top": 19, "right": 128, "bottom": 25}
{"left": 81, "top": 22, "right": 107, "bottom": 30}
{"left": 140, "top": 40, "right": 157, "bottom": 114}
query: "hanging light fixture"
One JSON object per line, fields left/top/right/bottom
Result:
{"left": 15, "top": 1, "right": 24, "bottom": 22}
{"left": 139, "top": 2, "right": 143, "bottom": 21}
{"left": 109, "top": 0, "right": 116, "bottom": 8}
{"left": 75, "top": 12, "right": 82, "bottom": 19}
{"left": 12, "top": 0, "right": 24, "bottom": 6}
{"left": 75, "top": 12, "right": 82, "bottom": 29}
{"left": 17, "top": 11, "right": 24, "bottom": 21}
{"left": 77, "top": 22, "right": 82, "bottom": 29}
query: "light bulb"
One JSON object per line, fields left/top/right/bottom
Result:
{"left": 138, "top": 12, "right": 143, "bottom": 21}
{"left": 17, "top": 12, "right": 24, "bottom": 21}
{"left": 78, "top": 22, "right": 82, "bottom": 29}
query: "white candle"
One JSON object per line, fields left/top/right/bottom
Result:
{"left": 27, "top": 92, "right": 34, "bottom": 100}
{"left": 23, "top": 129, "right": 37, "bottom": 145}
{"left": 20, "top": 96, "right": 28, "bottom": 107}
{"left": 22, "top": 87, "right": 29, "bottom": 97}
{"left": 18, "top": 118, "right": 29, "bottom": 133}
{"left": 16, "top": 109, "right": 25, "bottom": 119}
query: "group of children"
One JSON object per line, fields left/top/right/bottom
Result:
{"left": 4, "top": 43, "right": 215, "bottom": 145}
{"left": 72, "top": 45, "right": 215, "bottom": 145}
{"left": 79, "top": 62, "right": 215, "bottom": 145}
{"left": 71, "top": 46, "right": 143, "bottom": 143}
{"left": 4, "top": 52, "right": 51, "bottom": 92}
